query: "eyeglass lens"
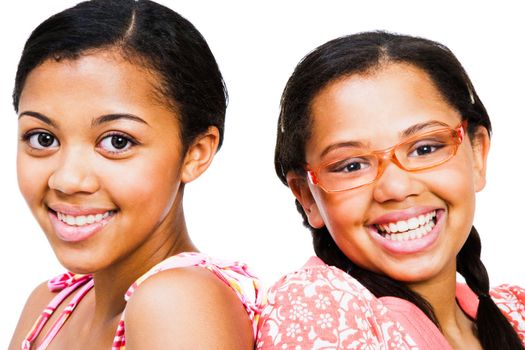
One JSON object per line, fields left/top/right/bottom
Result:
{"left": 316, "top": 128, "right": 460, "bottom": 192}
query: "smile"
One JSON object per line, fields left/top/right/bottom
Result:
{"left": 56, "top": 210, "right": 116, "bottom": 227}
{"left": 49, "top": 208, "right": 117, "bottom": 243}
{"left": 375, "top": 210, "right": 437, "bottom": 241}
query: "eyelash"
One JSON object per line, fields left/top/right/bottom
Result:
{"left": 22, "top": 130, "right": 59, "bottom": 150}
{"left": 21, "top": 130, "right": 139, "bottom": 156}
{"left": 331, "top": 158, "right": 372, "bottom": 173}
{"left": 96, "top": 132, "right": 139, "bottom": 155}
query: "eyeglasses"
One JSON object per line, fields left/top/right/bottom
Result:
{"left": 306, "top": 122, "right": 466, "bottom": 193}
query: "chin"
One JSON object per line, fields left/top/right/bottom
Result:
{"left": 381, "top": 262, "right": 445, "bottom": 285}
{"left": 54, "top": 250, "right": 106, "bottom": 275}
{"left": 58, "top": 260, "right": 96, "bottom": 275}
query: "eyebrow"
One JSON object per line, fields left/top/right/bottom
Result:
{"left": 320, "top": 140, "right": 366, "bottom": 158}
{"left": 91, "top": 113, "right": 149, "bottom": 127}
{"left": 18, "top": 111, "right": 149, "bottom": 128}
{"left": 18, "top": 111, "right": 58, "bottom": 128}
{"left": 320, "top": 120, "right": 453, "bottom": 158}
{"left": 401, "top": 120, "right": 451, "bottom": 138}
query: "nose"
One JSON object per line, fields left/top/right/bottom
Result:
{"left": 372, "top": 159, "right": 422, "bottom": 203}
{"left": 48, "top": 147, "right": 99, "bottom": 195}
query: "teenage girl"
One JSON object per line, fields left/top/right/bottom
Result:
{"left": 9, "top": 0, "right": 261, "bottom": 349}
{"left": 257, "top": 31, "right": 525, "bottom": 349}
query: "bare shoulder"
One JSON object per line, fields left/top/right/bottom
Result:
{"left": 9, "top": 281, "right": 55, "bottom": 350}
{"left": 124, "top": 266, "right": 253, "bottom": 350}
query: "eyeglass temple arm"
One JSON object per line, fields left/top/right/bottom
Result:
{"left": 307, "top": 170, "right": 318, "bottom": 185}
{"left": 458, "top": 120, "right": 468, "bottom": 141}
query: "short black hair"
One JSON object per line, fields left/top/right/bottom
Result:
{"left": 13, "top": 0, "right": 227, "bottom": 149}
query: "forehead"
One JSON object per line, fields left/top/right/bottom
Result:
{"left": 18, "top": 51, "right": 166, "bottom": 119}
{"left": 306, "top": 63, "right": 461, "bottom": 158}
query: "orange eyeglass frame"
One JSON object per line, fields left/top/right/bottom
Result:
{"left": 306, "top": 121, "right": 467, "bottom": 193}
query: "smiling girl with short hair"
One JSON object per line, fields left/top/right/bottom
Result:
{"left": 10, "top": 1, "right": 261, "bottom": 349}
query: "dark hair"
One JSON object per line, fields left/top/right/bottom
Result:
{"left": 275, "top": 31, "right": 523, "bottom": 350}
{"left": 13, "top": 0, "right": 227, "bottom": 150}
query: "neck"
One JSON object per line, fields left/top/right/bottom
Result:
{"left": 89, "top": 204, "right": 197, "bottom": 323}
{"left": 408, "top": 262, "right": 478, "bottom": 347}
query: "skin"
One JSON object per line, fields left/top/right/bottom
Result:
{"left": 10, "top": 51, "right": 253, "bottom": 349}
{"left": 288, "top": 63, "right": 490, "bottom": 349}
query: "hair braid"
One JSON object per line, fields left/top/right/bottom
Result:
{"left": 457, "top": 227, "right": 524, "bottom": 349}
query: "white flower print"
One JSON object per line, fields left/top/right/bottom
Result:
{"left": 314, "top": 294, "right": 331, "bottom": 310}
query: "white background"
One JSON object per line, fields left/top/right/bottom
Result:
{"left": 1, "top": 0, "right": 524, "bottom": 346}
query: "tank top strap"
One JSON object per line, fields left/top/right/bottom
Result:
{"left": 111, "top": 252, "right": 262, "bottom": 349}
{"left": 22, "top": 274, "right": 94, "bottom": 350}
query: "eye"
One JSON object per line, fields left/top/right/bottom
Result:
{"left": 98, "top": 133, "right": 136, "bottom": 154}
{"left": 24, "top": 131, "right": 59, "bottom": 150}
{"left": 408, "top": 142, "right": 445, "bottom": 157}
{"left": 342, "top": 161, "right": 365, "bottom": 172}
{"left": 329, "top": 157, "right": 372, "bottom": 173}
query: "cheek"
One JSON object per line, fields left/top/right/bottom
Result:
{"left": 424, "top": 156, "right": 477, "bottom": 241}
{"left": 431, "top": 155, "right": 477, "bottom": 210}
{"left": 101, "top": 156, "right": 182, "bottom": 216}
{"left": 314, "top": 190, "right": 380, "bottom": 268}
{"left": 316, "top": 190, "right": 371, "bottom": 235}
{"left": 17, "top": 154, "right": 49, "bottom": 208}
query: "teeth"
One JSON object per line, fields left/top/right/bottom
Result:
{"left": 376, "top": 210, "right": 437, "bottom": 241}
{"left": 384, "top": 220, "right": 435, "bottom": 241}
{"left": 57, "top": 211, "right": 113, "bottom": 227}
{"left": 75, "top": 216, "right": 86, "bottom": 226}
{"left": 397, "top": 221, "right": 408, "bottom": 232}
{"left": 66, "top": 215, "right": 75, "bottom": 225}
{"left": 407, "top": 217, "right": 419, "bottom": 230}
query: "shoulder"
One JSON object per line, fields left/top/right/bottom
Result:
{"left": 489, "top": 284, "right": 525, "bottom": 342}
{"left": 490, "top": 284, "right": 525, "bottom": 335}
{"left": 124, "top": 266, "right": 254, "bottom": 349}
{"left": 490, "top": 284, "right": 525, "bottom": 317}
{"left": 9, "top": 281, "right": 55, "bottom": 350}
{"left": 125, "top": 252, "right": 262, "bottom": 321}
{"left": 490, "top": 284, "right": 525, "bottom": 303}
{"left": 125, "top": 252, "right": 261, "bottom": 318}
{"left": 126, "top": 265, "right": 249, "bottom": 311}
{"left": 257, "top": 257, "right": 386, "bottom": 349}
{"left": 265, "top": 256, "right": 371, "bottom": 302}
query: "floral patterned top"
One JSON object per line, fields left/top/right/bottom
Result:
{"left": 22, "top": 252, "right": 263, "bottom": 349}
{"left": 256, "top": 256, "right": 525, "bottom": 349}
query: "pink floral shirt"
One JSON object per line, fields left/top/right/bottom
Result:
{"left": 256, "top": 256, "right": 525, "bottom": 349}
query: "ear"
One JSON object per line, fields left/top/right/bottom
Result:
{"left": 286, "top": 171, "right": 325, "bottom": 229}
{"left": 470, "top": 127, "right": 490, "bottom": 192}
{"left": 181, "top": 126, "right": 220, "bottom": 184}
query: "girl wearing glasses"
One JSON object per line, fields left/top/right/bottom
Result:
{"left": 9, "top": 0, "right": 261, "bottom": 349}
{"left": 257, "top": 31, "right": 525, "bottom": 349}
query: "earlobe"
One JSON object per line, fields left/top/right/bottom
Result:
{"left": 181, "top": 127, "right": 220, "bottom": 184}
{"left": 286, "top": 172, "right": 325, "bottom": 228}
{"left": 471, "top": 127, "right": 490, "bottom": 192}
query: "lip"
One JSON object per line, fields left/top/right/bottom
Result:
{"left": 369, "top": 206, "right": 440, "bottom": 226}
{"left": 48, "top": 207, "right": 116, "bottom": 243}
{"left": 48, "top": 203, "right": 114, "bottom": 216}
{"left": 369, "top": 209, "right": 445, "bottom": 254}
